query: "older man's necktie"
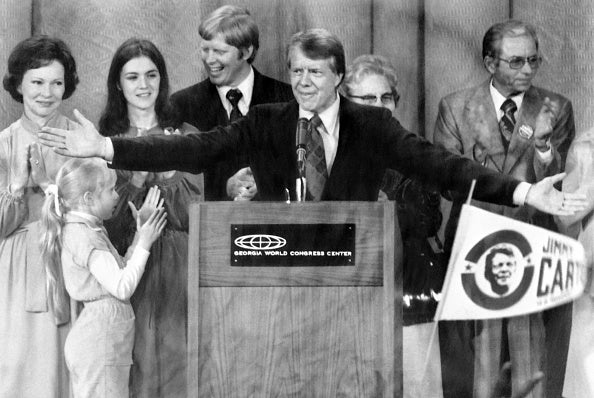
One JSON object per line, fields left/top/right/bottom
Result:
{"left": 226, "top": 88, "right": 243, "bottom": 122}
{"left": 305, "top": 114, "right": 328, "bottom": 201}
{"left": 499, "top": 98, "right": 517, "bottom": 150}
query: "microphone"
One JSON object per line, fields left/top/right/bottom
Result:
{"left": 296, "top": 118, "right": 308, "bottom": 177}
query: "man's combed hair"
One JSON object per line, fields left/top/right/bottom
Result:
{"left": 286, "top": 28, "right": 346, "bottom": 80}
{"left": 482, "top": 20, "right": 539, "bottom": 60}
{"left": 199, "top": 5, "right": 259, "bottom": 63}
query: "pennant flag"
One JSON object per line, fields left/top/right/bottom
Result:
{"left": 435, "top": 205, "right": 587, "bottom": 320}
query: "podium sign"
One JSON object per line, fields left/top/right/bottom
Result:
{"left": 188, "top": 202, "right": 402, "bottom": 397}
{"left": 231, "top": 223, "right": 355, "bottom": 266}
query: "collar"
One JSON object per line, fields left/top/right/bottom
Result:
{"left": 20, "top": 112, "right": 61, "bottom": 134}
{"left": 489, "top": 79, "right": 525, "bottom": 115}
{"left": 65, "top": 211, "right": 104, "bottom": 232}
{"left": 216, "top": 66, "right": 255, "bottom": 109}
{"left": 126, "top": 124, "right": 166, "bottom": 138}
{"left": 298, "top": 94, "right": 341, "bottom": 135}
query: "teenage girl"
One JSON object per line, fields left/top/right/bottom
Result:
{"left": 39, "top": 157, "right": 167, "bottom": 398}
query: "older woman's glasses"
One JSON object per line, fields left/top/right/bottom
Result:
{"left": 496, "top": 55, "right": 542, "bottom": 70}
{"left": 350, "top": 93, "right": 395, "bottom": 105}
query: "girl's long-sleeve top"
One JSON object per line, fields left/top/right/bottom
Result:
{"left": 61, "top": 211, "right": 149, "bottom": 302}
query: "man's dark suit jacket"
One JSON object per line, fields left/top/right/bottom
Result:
{"left": 171, "top": 68, "right": 293, "bottom": 200}
{"left": 111, "top": 97, "right": 520, "bottom": 205}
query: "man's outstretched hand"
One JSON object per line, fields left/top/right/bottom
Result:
{"left": 38, "top": 109, "right": 108, "bottom": 159}
{"left": 526, "top": 173, "right": 587, "bottom": 215}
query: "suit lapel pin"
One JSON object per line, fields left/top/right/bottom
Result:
{"left": 518, "top": 125, "right": 533, "bottom": 140}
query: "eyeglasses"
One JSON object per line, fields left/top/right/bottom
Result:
{"left": 496, "top": 55, "right": 542, "bottom": 70}
{"left": 349, "top": 93, "right": 396, "bottom": 105}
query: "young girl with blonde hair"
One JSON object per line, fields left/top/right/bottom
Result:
{"left": 40, "top": 157, "right": 166, "bottom": 397}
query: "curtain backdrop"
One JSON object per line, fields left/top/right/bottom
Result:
{"left": 0, "top": 0, "right": 593, "bottom": 139}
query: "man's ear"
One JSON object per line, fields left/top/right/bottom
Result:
{"left": 334, "top": 73, "right": 344, "bottom": 89}
{"left": 484, "top": 56, "right": 497, "bottom": 74}
{"left": 241, "top": 45, "right": 254, "bottom": 61}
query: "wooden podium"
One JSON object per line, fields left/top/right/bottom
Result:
{"left": 187, "top": 201, "right": 402, "bottom": 397}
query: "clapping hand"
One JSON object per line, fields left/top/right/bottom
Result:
{"left": 533, "top": 97, "right": 559, "bottom": 151}
{"left": 128, "top": 186, "right": 164, "bottom": 229}
{"left": 136, "top": 205, "right": 167, "bottom": 252}
{"left": 526, "top": 173, "right": 587, "bottom": 215}
{"left": 469, "top": 103, "right": 491, "bottom": 140}
{"left": 226, "top": 167, "right": 257, "bottom": 201}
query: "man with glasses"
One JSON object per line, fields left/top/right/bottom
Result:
{"left": 434, "top": 20, "right": 575, "bottom": 398}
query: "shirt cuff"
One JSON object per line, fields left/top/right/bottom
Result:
{"left": 513, "top": 182, "right": 532, "bottom": 206}
{"left": 103, "top": 137, "right": 115, "bottom": 162}
{"left": 535, "top": 144, "right": 553, "bottom": 163}
{"left": 132, "top": 246, "right": 150, "bottom": 260}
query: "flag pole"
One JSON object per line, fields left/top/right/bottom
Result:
{"left": 417, "top": 322, "right": 441, "bottom": 397}
{"left": 420, "top": 180, "right": 479, "bottom": 393}
{"left": 434, "top": 179, "right": 477, "bottom": 321}
{"left": 466, "top": 179, "right": 477, "bottom": 205}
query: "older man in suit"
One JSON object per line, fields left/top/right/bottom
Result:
{"left": 171, "top": 5, "right": 293, "bottom": 201}
{"left": 434, "top": 20, "right": 575, "bottom": 398}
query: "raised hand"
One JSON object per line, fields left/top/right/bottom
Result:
{"left": 468, "top": 103, "right": 491, "bottom": 140}
{"left": 525, "top": 173, "right": 587, "bottom": 215}
{"left": 533, "top": 97, "right": 559, "bottom": 151}
{"left": 29, "top": 142, "right": 50, "bottom": 191}
{"left": 38, "top": 109, "right": 107, "bottom": 159}
{"left": 226, "top": 167, "right": 257, "bottom": 200}
{"left": 128, "top": 186, "right": 164, "bottom": 229}
{"left": 136, "top": 207, "right": 167, "bottom": 251}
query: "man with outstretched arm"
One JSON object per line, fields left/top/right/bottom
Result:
{"left": 39, "top": 29, "right": 585, "bottom": 220}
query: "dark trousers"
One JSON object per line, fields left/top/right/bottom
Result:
{"left": 438, "top": 302, "right": 572, "bottom": 398}
{"left": 542, "top": 302, "right": 572, "bottom": 398}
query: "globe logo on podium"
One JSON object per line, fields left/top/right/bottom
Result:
{"left": 234, "top": 234, "right": 287, "bottom": 250}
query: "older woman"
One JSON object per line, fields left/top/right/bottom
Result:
{"left": 341, "top": 54, "right": 445, "bottom": 398}
{"left": 0, "top": 36, "right": 79, "bottom": 398}
{"left": 99, "top": 38, "right": 203, "bottom": 398}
